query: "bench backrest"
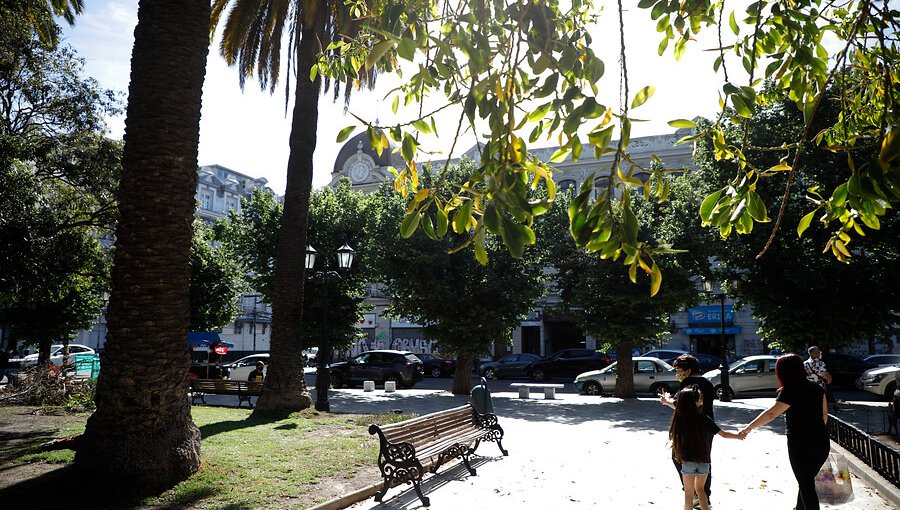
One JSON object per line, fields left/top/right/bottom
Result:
{"left": 191, "top": 379, "right": 262, "bottom": 394}
{"left": 376, "top": 404, "right": 476, "bottom": 448}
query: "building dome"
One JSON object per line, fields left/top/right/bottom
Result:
{"left": 332, "top": 131, "right": 404, "bottom": 175}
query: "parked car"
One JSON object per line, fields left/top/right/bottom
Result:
{"left": 303, "top": 347, "right": 319, "bottom": 367}
{"left": 856, "top": 365, "right": 900, "bottom": 399}
{"left": 641, "top": 349, "right": 722, "bottom": 373}
{"left": 524, "top": 349, "right": 611, "bottom": 381}
{"left": 703, "top": 355, "right": 779, "bottom": 400}
{"left": 816, "top": 353, "right": 877, "bottom": 389}
{"left": 574, "top": 357, "right": 680, "bottom": 396}
{"left": 20, "top": 343, "right": 95, "bottom": 367}
{"left": 329, "top": 350, "right": 424, "bottom": 389}
{"left": 225, "top": 353, "right": 270, "bottom": 380}
{"left": 863, "top": 354, "right": 900, "bottom": 368}
{"left": 480, "top": 353, "right": 542, "bottom": 379}
{"left": 415, "top": 353, "right": 456, "bottom": 378}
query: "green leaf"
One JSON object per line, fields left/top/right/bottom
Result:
{"left": 797, "top": 210, "right": 816, "bottom": 237}
{"left": 336, "top": 125, "right": 356, "bottom": 143}
{"left": 421, "top": 212, "right": 436, "bottom": 240}
{"left": 631, "top": 86, "right": 656, "bottom": 109}
{"left": 411, "top": 119, "right": 431, "bottom": 134}
{"left": 667, "top": 119, "right": 697, "bottom": 129}
{"left": 400, "top": 211, "right": 420, "bottom": 238}
{"left": 881, "top": 124, "right": 900, "bottom": 165}
{"left": 397, "top": 37, "right": 416, "bottom": 61}
{"left": 700, "top": 190, "right": 722, "bottom": 222}
{"left": 729, "top": 11, "right": 739, "bottom": 36}
{"left": 436, "top": 207, "right": 448, "bottom": 237}
{"left": 391, "top": 95, "right": 399, "bottom": 114}
{"left": 549, "top": 148, "right": 571, "bottom": 163}
{"left": 747, "top": 192, "right": 768, "bottom": 222}
{"left": 474, "top": 229, "right": 488, "bottom": 265}
{"left": 453, "top": 201, "right": 472, "bottom": 233}
{"left": 366, "top": 39, "right": 394, "bottom": 70}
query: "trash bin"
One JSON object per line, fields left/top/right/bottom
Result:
{"left": 471, "top": 377, "right": 494, "bottom": 414}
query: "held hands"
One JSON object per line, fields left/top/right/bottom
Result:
{"left": 737, "top": 427, "right": 752, "bottom": 439}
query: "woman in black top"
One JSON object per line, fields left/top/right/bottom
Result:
{"left": 740, "top": 354, "right": 830, "bottom": 510}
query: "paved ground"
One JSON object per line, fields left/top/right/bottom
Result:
{"left": 302, "top": 388, "right": 897, "bottom": 510}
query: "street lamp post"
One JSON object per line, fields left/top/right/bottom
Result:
{"left": 306, "top": 244, "right": 355, "bottom": 412}
{"left": 703, "top": 280, "right": 732, "bottom": 402}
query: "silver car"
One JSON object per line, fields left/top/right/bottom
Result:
{"left": 703, "top": 355, "right": 779, "bottom": 400}
{"left": 574, "top": 357, "right": 679, "bottom": 396}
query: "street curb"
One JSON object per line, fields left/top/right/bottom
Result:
{"left": 306, "top": 480, "right": 384, "bottom": 510}
{"left": 832, "top": 442, "right": 900, "bottom": 507}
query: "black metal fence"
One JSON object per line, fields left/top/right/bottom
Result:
{"left": 829, "top": 414, "right": 900, "bottom": 488}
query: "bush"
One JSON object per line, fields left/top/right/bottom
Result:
{"left": 0, "top": 365, "right": 96, "bottom": 410}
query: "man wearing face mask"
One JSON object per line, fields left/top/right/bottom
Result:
{"left": 660, "top": 354, "right": 717, "bottom": 508}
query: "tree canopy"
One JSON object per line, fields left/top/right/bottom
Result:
{"left": 323, "top": 0, "right": 899, "bottom": 295}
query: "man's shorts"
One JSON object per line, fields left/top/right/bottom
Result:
{"left": 681, "top": 461, "right": 711, "bottom": 475}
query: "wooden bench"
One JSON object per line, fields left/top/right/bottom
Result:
{"left": 509, "top": 382, "right": 565, "bottom": 399}
{"left": 189, "top": 379, "right": 262, "bottom": 408}
{"left": 368, "top": 403, "right": 508, "bottom": 506}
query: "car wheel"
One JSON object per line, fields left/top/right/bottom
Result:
{"left": 583, "top": 381, "right": 602, "bottom": 395}
{"left": 330, "top": 372, "right": 343, "bottom": 389}
{"left": 884, "top": 381, "right": 897, "bottom": 401}
{"left": 531, "top": 369, "right": 546, "bottom": 382}
{"left": 715, "top": 385, "right": 734, "bottom": 400}
{"left": 430, "top": 367, "right": 443, "bottom": 378}
{"left": 483, "top": 367, "right": 497, "bottom": 380}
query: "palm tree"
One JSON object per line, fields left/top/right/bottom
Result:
{"left": 73, "top": 0, "right": 212, "bottom": 486}
{"left": 0, "top": 0, "right": 83, "bottom": 46}
{"left": 211, "top": 0, "right": 374, "bottom": 413}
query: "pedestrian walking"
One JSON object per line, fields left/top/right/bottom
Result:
{"left": 669, "top": 385, "right": 743, "bottom": 510}
{"left": 660, "top": 354, "right": 717, "bottom": 506}
{"left": 740, "top": 353, "right": 830, "bottom": 510}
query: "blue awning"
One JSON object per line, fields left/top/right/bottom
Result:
{"left": 682, "top": 327, "right": 742, "bottom": 335}
{"left": 187, "top": 332, "right": 233, "bottom": 348}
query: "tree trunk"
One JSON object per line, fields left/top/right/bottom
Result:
{"left": 253, "top": 9, "right": 327, "bottom": 414}
{"left": 451, "top": 355, "right": 473, "bottom": 395}
{"left": 75, "top": 0, "right": 210, "bottom": 487}
{"left": 613, "top": 341, "right": 636, "bottom": 398}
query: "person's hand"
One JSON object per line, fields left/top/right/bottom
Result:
{"left": 738, "top": 427, "right": 751, "bottom": 439}
{"left": 658, "top": 390, "right": 671, "bottom": 405}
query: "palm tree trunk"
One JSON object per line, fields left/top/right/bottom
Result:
{"left": 613, "top": 341, "right": 636, "bottom": 398}
{"left": 253, "top": 7, "right": 328, "bottom": 413}
{"left": 75, "top": 0, "right": 210, "bottom": 486}
{"left": 451, "top": 355, "right": 473, "bottom": 395}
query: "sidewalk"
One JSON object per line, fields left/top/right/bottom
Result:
{"left": 316, "top": 389, "right": 898, "bottom": 510}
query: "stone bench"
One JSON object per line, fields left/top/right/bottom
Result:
{"left": 509, "top": 382, "right": 565, "bottom": 399}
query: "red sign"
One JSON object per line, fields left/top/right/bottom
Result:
{"left": 214, "top": 346, "right": 228, "bottom": 355}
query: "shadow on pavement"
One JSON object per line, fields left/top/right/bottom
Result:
{"left": 362, "top": 456, "right": 499, "bottom": 509}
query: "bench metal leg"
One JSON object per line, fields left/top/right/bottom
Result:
{"left": 374, "top": 477, "right": 391, "bottom": 503}
{"left": 412, "top": 479, "right": 430, "bottom": 507}
{"left": 461, "top": 451, "right": 477, "bottom": 476}
{"left": 518, "top": 386, "right": 530, "bottom": 398}
{"left": 544, "top": 387, "right": 556, "bottom": 399}
{"left": 238, "top": 394, "right": 254, "bottom": 408}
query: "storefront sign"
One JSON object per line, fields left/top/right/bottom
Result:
{"left": 688, "top": 306, "right": 734, "bottom": 324}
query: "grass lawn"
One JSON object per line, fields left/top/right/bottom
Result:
{"left": 0, "top": 405, "right": 412, "bottom": 509}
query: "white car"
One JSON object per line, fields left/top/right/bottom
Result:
{"left": 225, "top": 354, "right": 270, "bottom": 380}
{"left": 20, "top": 344, "right": 95, "bottom": 367}
{"left": 574, "top": 357, "right": 680, "bottom": 396}
{"left": 703, "top": 355, "right": 779, "bottom": 400}
{"left": 856, "top": 365, "right": 900, "bottom": 399}
{"left": 863, "top": 354, "right": 900, "bottom": 368}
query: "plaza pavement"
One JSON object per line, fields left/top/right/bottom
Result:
{"left": 306, "top": 388, "right": 900, "bottom": 510}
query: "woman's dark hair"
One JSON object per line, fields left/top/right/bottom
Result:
{"left": 669, "top": 385, "right": 710, "bottom": 463}
{"left": 672, "top": 354, "right": 699, "bottom": 375}
{"left": 775, "top": 354, "right": 807, "bottom": 390}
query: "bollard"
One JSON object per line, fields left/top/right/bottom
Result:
{"left": 384, "top": 381, "right": 397, "bottom": 392}
{"left": 364, "top": 380, "right": 375, "bottom": 392}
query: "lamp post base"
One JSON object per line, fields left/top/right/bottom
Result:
{"left": 314, "top": 401, "right": 330, "bottom": 412}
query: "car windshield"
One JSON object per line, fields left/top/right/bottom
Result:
{"left": 404, "top": 354, "right": 421, "bottom": 363}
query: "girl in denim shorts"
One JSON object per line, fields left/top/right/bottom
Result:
{"left": 669, "top": 386, "right": 743, "bottom": 510}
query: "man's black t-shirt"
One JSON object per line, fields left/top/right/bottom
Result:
{"left": 776, "top": 379, "right": 827, "bottom": 437}
{"left": 680, "top": 375, "right": 716, "bottom": 420}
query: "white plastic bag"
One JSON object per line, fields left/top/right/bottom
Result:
{"left": 815, "top": 453, "right": 854, "bottom": 505}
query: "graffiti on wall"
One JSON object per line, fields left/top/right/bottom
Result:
{"left": 339, "top": 335, "right": 440, "bottom": 358}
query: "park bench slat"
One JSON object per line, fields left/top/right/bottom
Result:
{"left": 189, "top": 379, "right": 262, "bottom": 408}
{"left": 368, "top": 402, "right": 508, "bottom": 507}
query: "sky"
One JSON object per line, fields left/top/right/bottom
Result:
{"left": 60, "top": 1, "right": 742, "bottom": 195}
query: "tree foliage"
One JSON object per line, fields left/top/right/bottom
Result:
{"left": 189, "top": 221, "right": 245, "bottom": 332}
{"left": 213, "top": 182, "right": 372, "bottom": 352}
{"left": 0, "top": 17, "right": 119, "bottom": 356}
{"left": 369, "top": 160, "right": 546, "bottom": 394}
{"left": 690, "top": 89, "right": 900, "bottom": 352}
{"left": 322, "top": 0, "right": 899, "bottom": 293}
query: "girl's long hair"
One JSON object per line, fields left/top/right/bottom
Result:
{"left": 669, "top": 385, "right": 710, "bottom": 463}
{"left": 776, "top": 353, "right": 807, "bottom": 390}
